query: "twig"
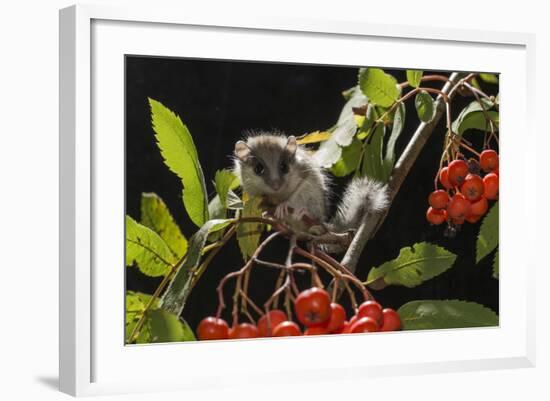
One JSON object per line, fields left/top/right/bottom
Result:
{"left": 339, "top": 72, "right": 467, "bottom": 274}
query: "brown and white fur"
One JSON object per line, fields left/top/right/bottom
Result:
{"left": 233, "top": 132, "right": 388, "bottom": 239}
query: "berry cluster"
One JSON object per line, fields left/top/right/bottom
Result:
{"left": 197, "top": 287, "right": 402, "bottom": 340}
{"left": 426, "top": 149, "right": 499, "bottom": 229}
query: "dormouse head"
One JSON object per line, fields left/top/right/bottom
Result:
{"left": 234, "top": 134, "right": 298, "bottom": 196}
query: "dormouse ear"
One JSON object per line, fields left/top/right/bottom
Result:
{"left": 286, "top": 135, "right": 297, "bottom": 157}
{"left": 234, "top": 140, "right": 251, "bottom": 161}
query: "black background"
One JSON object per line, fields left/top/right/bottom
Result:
{"left": 125, "top": 56, "right": 499, "bottom": 331}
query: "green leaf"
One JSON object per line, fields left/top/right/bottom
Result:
{"left": 406, "top": 70, "right": 423, "bottom": 88}
{"left": 126, "top": 215, "right": 176, "bottom": 277}
{"left": 415, "top": 90, "right": 435, "bottom": 123}
{"left": 314, "top": 87, "right": 365, "bottom": 167}
{"left": 479, "top": 73, "right": 499, "bottom": 84}
{"left": 331, "top": 137, "right": 362, "bottom": 177}
{"left": 237, "top": 196, "right": 264, "bottom": 261}
{"left": 149, "top": 98, "right": 209, "bottom": 227}
{"left": 226, "top": 190, "right": 243, "bottom": 210}
{"left": 214, "top": 170, "right": 239, "bottom": 208}
{"left": 366, "top": 242, "right": 457, "bottom": 289}
{"left": 161, "top": 219, "right": 234, "bottom": 315}
{"left": 141, "top": 193, "right": 187, "bottom": 259}
{"left": 476, "top": 201, "right": 499, "bottom": 263}
{"left": 342, "top": 86, "right": 357, "bottom": 101}
{"left": 383, "top": 102, "right": 406, "bottom": 176}
{"left": 361, "top": 124, "right": 387, "bottom": 182}
{"left": 493, "top": 251, "right": 499, "bottom": 279}
{"left": 125, "top": 291, "right": 156, "bottom": 325}
{"left": 457, "top": 111, "right": 499, "bottom": 135}
{"left": 208, "top": 194, "right": 226, "bottom": 220}
{"left": 314, "top": 135, "right": 343, "bottom": 168}
{"left": 140, "top": 309, "right": 196, "bottom": 343}
{"left": 451, "top": 99, "right": 498, "bottom": 136}
{"left": 333, "top": 87, "right": 365, "bottom": 147}
{"left": 358, "top": 68, "right": 400, "bottom": 107}
{"left": 398, "top": 300, "right": 498, "bottom": 330}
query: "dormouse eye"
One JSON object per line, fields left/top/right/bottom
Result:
{"left": 279, "top": 161, "right": 289, "bottom": 174}
{"left": 253, "top": 162, "right": 265, "bottom": 176}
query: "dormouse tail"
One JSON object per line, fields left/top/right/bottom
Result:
{"left": 329, "top": 177, "right": 389, "bottom": 233}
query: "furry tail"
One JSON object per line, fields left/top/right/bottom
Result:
{"left": 329, "top": 177, "right": 389, "bottom": 233}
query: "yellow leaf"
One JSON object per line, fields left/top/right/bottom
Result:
{"left": 296, "top": 131, "right": 331, "bottom": 145}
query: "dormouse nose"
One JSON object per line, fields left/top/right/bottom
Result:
{"left": 270, "top": 179, "right": 282, "bottom": 191}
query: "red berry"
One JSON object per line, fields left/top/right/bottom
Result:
{"left": 350, "top": 317, "right": 379, "bottom": 333}
{"left": 357, "top": 300, "right": 383, "bottom": 325}
{"left": 344, "top": 315, "right": 359, "bottom": 333}
{"left": 426, "top": 207, "right": 447, "bottom": 225}
{"left": 470, "top": 196, "right": 488, "bottom": 216}
{"left": 380, "top": 308, "right": 402, "bottom": 331}
{"left": 483, "top": 173, "right": 499, "bottom": 200}
{"left": 228, "top": 323, "right": 259, "bottom": 339}
{"left": 451, "top": 216, "right": 465, "bottom": 225}
{"left": 479, "top": 150, "right": 499, "bottom": 172}
{"left": 439, "top": 167, "right": 452, "bottom": 189}
{"left": 448, "top": 160, "right": 469, "bottom": 186}
{"left": 333, "top": 321, "right": 350, "bottom": 334}
{"left": 304, "top": 326, "right": 329, "bottom": 335}
{"left": 197, "top": 317, "right": 229, "bottom": 341}
{"left": 465, "top": 214, "right": 482, "bottom": 224}
{"left": 272, "top": 321, "right": 301, "bottom": 337}
{"left": 429, "top": 190, "right": 450, "bottom": 209}
{"left": 257, "top": 309, "right": 287, "bottom": 337}
{"left": 294, "top": 287, "right": 331, "bottom": 327}
{"left": 447, "top": 193, "right": 471, "bottom": 219}
{"left": 325, "top": 303, "right": 347, "bottom": 333}
{"left": 460, "top": 174, "right": 484, "bottom": 202}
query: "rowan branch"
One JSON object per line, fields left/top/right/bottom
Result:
{"left": 339, "top": 72, "right": 468, "bottom": 273}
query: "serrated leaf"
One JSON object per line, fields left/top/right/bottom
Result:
{"left": 479, "top": 73, "right": 499, "bottom": 84}
{"left": 342, "top": 86, "right": 357, "bottom": 100}
{"left": 125, "top": 291, "right": 156, "bottom": 325}
{"left": 493, "top": 251, "right": 499, "bottom": 279}
{"left": 227, "top": 190, "right": 243, "bottom": 210}
{"left": 331, "top": 137, "right": 362, "bottom": 177}
{"left": 208, "top": 194, "right": 226, "bottom": 220}
{"left": 361, "top": 124, "right": 387, "bottom": 182}
{"left": 237, "top": 196, "right": 264, "bottom": 261}
{"left": 314, "top": 135, "right": 343, "bottom": 168}
{"left": 139, "top": 309, "right": 196, "bottom": 343}
{"left": 383, "top": 102, "right": 406, "bottom": 176}
{"left": 476, "top": 202, "right": 499, "bottom": 263}
{"left": 415, "top": 90, "right": 435, "bottom": 123}
{"left": 398, "top": 300, "right": 498, "bottom": 330}
{"left": 161, "top": 219, "right": 234, "bottom": 314}
{"left": 451, "top": 99, "right": 498, "bottom": 136}
{"left": 149, "top": 98, "right": 209, "bottom": 227}
{"left": 214, "top": 169, "right": 239, "bottom": 208}
{"left": 406, "top": 70, "right": 423, "bottom": 88}
{"left": 457, "top": 111, "right": 499, "bottom": 135}
{"left": 367, "top": 242, "right": 457, "bottom": 288}
{"left": 141, "top": 193, "right": 187, "bottom": 259}
{"left": 296, "top": 131, "right": 331, "bottom": 145}
{"left": 332, "top": 87, "right": 365, "bottom": 147}
{"left": 358, "top": 68, "right": 400, "bottom": 107}
{"left": 126, "top": 215, "right": 176, "bottom": 277}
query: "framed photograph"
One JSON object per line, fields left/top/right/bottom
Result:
{"left": 59, "top": 4, "right": 536, "bottom": 397}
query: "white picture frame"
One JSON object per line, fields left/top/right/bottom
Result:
{"left": 59, "top": 3, "right": 536, "bottom": 397}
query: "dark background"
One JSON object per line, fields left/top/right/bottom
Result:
{"left": 125, "top": 56, "right": 499, "bottom": 331}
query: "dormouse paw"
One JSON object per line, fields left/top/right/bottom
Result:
{"left": 274, "top": 202, "right": 290, "bottom": 220}
{"left": 308, "top": 224, "right": 327, "bottom": 236}
{"left": 293, "top": 207, "right": 308, "bottom": 221}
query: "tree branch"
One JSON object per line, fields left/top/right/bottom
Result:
{"left": 339, "top": 72, "right": 467, "bottom": 273}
